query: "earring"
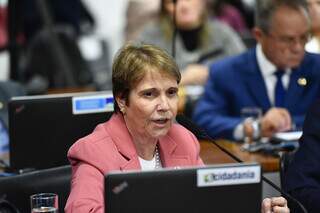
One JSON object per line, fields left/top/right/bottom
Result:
{"left": 120, "top": 108, "right": 126, "bottom": 115}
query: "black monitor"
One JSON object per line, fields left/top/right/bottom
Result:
{"left": 105, "top": 163, "right": 262, "bottom": 213}
{"left": 8, "top": 91, "right": 114, "bottom": 171}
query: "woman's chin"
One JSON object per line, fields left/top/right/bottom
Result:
{"left": 177, "top": 21, "right": 201, "bottom": 30}
{"left": 149, "top": 127, "right": 171, "bottom": 139}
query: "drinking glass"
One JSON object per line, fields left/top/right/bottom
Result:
{"left": 241, "top": 107, "right": 262, "bottom": 150}
{"left": 30, "top": 193, "right": 59, "bottom": 213}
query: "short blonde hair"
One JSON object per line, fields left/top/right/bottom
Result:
{"left": 112, "top": 43, "right": 181, "bottom": 113}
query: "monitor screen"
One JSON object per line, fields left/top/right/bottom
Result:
{"left": 8, "top": 91, "right": 114, "bottom": 170}
{"left": 105, "top": 163, "right": 262, "bottom": 213}
{"left": 0, "top": 117, "right": 9, "bottom": 154}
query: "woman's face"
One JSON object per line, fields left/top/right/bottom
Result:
{"left": 164, "top": 0, "right": 205, "bottom": 30}
{"left": 119, "top": 70, "right": 179, "bottom": 142}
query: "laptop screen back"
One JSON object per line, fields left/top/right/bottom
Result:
{"left": 105, "top": 163, "right": 262, "bottom": 213}
{"left": 9, "top": 91, "right": 114, "bottom": 170}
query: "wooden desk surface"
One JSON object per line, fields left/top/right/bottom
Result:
{"left": 200, "top": 140, "right": 279, "bottom": 172}
{"left": 1, "top": 141, "right": 278, "bottom": 173}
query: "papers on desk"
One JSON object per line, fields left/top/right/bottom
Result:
{"left": 273, "top": 131, "right": 303, "bottom": 142}
{"left": 243, "top": 141, "right": 299, "bottom": 153}
{"left": 242, "top": 131, "right": 302, "bottom": 153}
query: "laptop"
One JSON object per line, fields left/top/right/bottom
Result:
{"left": 105, "top": 163, "right": 262, "bottom": 213}
{"left": 8, "top": 91, "right": 114, "bottom": 171}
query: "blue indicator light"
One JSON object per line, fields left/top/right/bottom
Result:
{"left": 76, "top": 99, "right": 106, "bottom": 110}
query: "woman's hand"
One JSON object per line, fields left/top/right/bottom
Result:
{"left": 261, "top": 197, "right": 290, "bottom": 213}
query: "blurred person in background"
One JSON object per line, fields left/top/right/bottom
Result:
{"left": 193, "top": 0, "right": 320, "bottom": 141}
{"left": 305, "top": 0, "right": 320, "bottom": 52}
{"left": 125, "top": 0, "right": 160, "bottom": 42}
{"left": 208, "top": 0, "right": 249, "bottom": 36}
{"left": 136, "top": 0, "right": 246, "bottom": 86}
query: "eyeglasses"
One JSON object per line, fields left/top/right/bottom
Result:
{"left": 267, "top": 32, "right": 311, "bottom": 47}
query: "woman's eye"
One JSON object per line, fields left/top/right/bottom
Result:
{"left": 167, "top": 89, "right": 178, "bottom": 96}
{"left": 143, "top": 91, "right": 153, "bottom": 97}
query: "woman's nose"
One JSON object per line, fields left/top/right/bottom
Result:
{"left": 157, "top": 96, "right": 170, "bottom": 111}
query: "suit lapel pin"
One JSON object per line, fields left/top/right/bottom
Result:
{"left": 297, "top": 77, "right": 307, "bottom": 86}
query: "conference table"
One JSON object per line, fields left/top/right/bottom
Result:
{"left": 200, "top": 140, "right": 279, "bottom": 172}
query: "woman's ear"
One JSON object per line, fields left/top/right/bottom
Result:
{"left": 116, "top": 96, "right": 126, "bottom": 114}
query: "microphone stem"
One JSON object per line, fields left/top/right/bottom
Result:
{"left": 201, "top": 130, "right": 308, "bottom": 213}
{"left": 261, "top": 176, "right": 308, "bottom": 213}
{"left": 172, "top": 0, "right": 177, "bottom": 58}
{"left": 175, "top": 115, "right": 308, "bottom": 213}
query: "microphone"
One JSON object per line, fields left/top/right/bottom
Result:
{"left": 175, "top": 114, "right": 308, "bottom": 213}
{"left": 171, "top": 0, "right": 178, "bottom": 58}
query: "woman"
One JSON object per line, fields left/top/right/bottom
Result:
{"left": 65, "top": 43, "right": 289, "bottom": 213}
{"left": 136, "top": 0, "right": 246, "bottom": 85}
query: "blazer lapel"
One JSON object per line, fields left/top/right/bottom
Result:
{"left": 106, "top": 114, "right": 141, "bottom": 171}
{"left": 158, "top": 135, "right": 191, "bottom": 168}
{"left": 243, "top": 50, "right": 271, "bottom": 110}
{"left": 119, "top": 158, "right": 141, "bottom": 171}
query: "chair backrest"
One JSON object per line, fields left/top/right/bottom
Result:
{"left": 22, "top": 27, "right": 94, "bottom": 94}
{"left": 279, "top": 151, "right": 296, "bottom": 188}
{"left": 0, "top": 165, "right": 71, "bottom": 213}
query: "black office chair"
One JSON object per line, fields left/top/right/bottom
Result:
{"left": 0, "top": 165, "right": 71, "bottom": 213}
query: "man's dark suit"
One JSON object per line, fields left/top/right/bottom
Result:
{"left": 193, "top": 47, "right": 320, "bottom": 140}
{"left": 284, "top": 100, "right": 320, "bottom": 213}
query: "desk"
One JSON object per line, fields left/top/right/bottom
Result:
{"left": 200, "top": 140, "right": 279, "bottom": 172}
{"left": 1, "top": 141, "right": 279, "bottom": 173}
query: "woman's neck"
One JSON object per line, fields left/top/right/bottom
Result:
{"left": 124, "top": 116, "right": 158, "bottom": 160}
{"left": 135, "top": 141, "right": 158, "bottom": 160}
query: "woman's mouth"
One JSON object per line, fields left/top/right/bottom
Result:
{"left": 153, "top": 118, "right": 170, "bottom": 125}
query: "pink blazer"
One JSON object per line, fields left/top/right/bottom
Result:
{"left": 65, "top": 113, "right": 204, "bottom": 213}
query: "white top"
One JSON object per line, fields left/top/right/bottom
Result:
{"left": 138, "top": 156, "right": 156, "bottom": 171}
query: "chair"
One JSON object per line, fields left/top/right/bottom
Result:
{"left": 0, "top": 165, "right": 71, "bottom": 213}
{"left": 279, "top": 151, "right": 296, "bottom": 188}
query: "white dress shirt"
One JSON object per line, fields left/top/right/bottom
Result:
{"left": 256, "top": 44, "right": 291, "bottom": 105}
{"left": 305, "top": 37, "right": 320, "bottom": 53}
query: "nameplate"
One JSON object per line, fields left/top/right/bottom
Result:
{"left": 197, "top": 164, "right": 261, "bottom": 187}
{"left": 72, "top": 95, "right": 114, "bottom": 114}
